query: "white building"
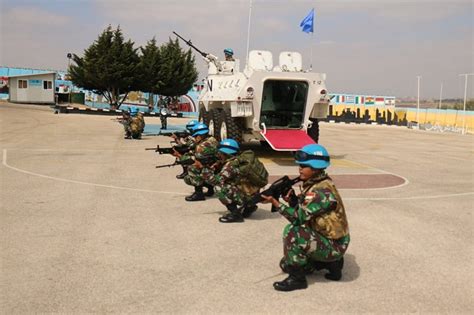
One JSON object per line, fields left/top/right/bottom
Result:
{"left": 8, "top": 72, "right": 56, "bottom": 104}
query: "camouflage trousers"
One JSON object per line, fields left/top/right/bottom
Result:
{"left": 215, "top": 183, "right": 246, "bottom": 206}
{"left": 184, "top": 165, "right": 211, "bottom": 187}
{"left": 281, "top": 223, "right": 350, "bottom": 269}
{"left": 123, "top": 122, "right": 131, "bottom": 136}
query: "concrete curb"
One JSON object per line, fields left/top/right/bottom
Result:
{"left": 55, "top": 105, "right": 184, "bottom": 117}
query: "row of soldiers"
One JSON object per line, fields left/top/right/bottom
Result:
{"left": 168, "top": 120, "right": 265, "bottom": 222}
{"left": 152, "top": 120, "right": 350, "bottom": 292}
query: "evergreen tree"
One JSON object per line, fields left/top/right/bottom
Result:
{"left": 157, "top": 38, "right": 198, "bottom": 99}
{"left": 138, "top": 38, "right": 161, "bottom": 107}
{"left": 69, "top": 25, "right": 140, "bottom": 109}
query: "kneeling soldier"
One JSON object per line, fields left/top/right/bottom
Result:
{"left": 262, "top": 144, "right": 350, "bottom": 292}
{"left": 203, "top": 139, "right": 268, "bottom": 223}
{"left": 172, "top": 119, "right": 198, "bottom": 179}
{"left": 183, "top": 123, "right": 219, "bottom": 201}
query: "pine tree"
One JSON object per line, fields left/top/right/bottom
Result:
{"left": 157, "top": 38, "right": 198, "bottom": 99}
{"left": 138, "top": 38, "right": 161, "bottom": 107}
{"left": 69, "top": 26, "right": 140, "bottom": 109}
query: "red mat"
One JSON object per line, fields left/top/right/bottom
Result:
{"left": 260, "top": 129, "right": 315, "bottom": 151}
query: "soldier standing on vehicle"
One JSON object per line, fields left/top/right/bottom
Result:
{"left": 261, "top": 144, "right": 350, "bottom": 292}
{"left": 183, "top": 123, "right": 219, "bottom": 201}
{"left": 202, "top": 139, "right": 268, "bottom": 223}
{"left": 224, "top": 48, "right": 235, "bottom": 61}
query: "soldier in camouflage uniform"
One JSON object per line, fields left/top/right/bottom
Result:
{"left": 136, "top": 111, "right": 145, "bottom": 133}
{"left": 201, "top": 139, "right": 261, "bottom": 223}
{"left": 128, "top": 107, "right": 143, "bottom": 139}
{"left": 171, "top": 120, "right": 198, "bottom": 179}
{"left": 183, "top": 123, "right": 219, "bottom": 201}
{"left": 121, "top": 110, "right": 132, "bottom": 139}
{"left": 262, "top": 143, "right": 350, "bottom": 292}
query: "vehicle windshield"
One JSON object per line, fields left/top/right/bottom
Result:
{"left": 259, "top": 80, "right": 308, "bottom": 128}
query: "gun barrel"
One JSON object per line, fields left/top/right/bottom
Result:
{"left": 173, "top": 31, "right": 207, "bottom": 58}
{"left": 145, "top": 146, "right": 159, "bottom": 151}
{"left": 155, "top": 163, "right": 177, "bottom": 168}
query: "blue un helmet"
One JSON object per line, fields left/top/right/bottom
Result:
{"left": 223, "top": 48, "right": 234, "bottom": 56}
{"left": 294, "top": 144, "right": 330, "bottom": 169}
{"left": 130, "top": 106, "right": 138, "bottom": 117}
{"left": 218, "top": 139, "right": 240, "bottom": 155}
{"left": 191, "top": 122, "right": 209, "bottom": 137}
{"left": 186, "top": 120, "right": 199, "bottom": 132}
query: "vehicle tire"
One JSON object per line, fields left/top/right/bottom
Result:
{"left": 308, "top": 118, "right": 319, "bottom": 143}
{"left": 198, "top": 108, "right": 209, "bottom": 125}
{"left": 218, "top": 109, "right": 242, "bottom": 143}
{"left": 208, "top": 108, "right": 220, "bottom": 138}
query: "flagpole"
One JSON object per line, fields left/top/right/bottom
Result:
{"left": 246, "top": 0, "right": 253, "bottom": 67}
{"left": 311, "top": 7, "right": 315, "bottom": 71}
{"left": 310, "top": 31, "right": 313, "bottom": 71}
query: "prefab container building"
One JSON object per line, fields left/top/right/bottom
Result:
{"left": 8, "top": 72, "right": 56, "bottom": 104}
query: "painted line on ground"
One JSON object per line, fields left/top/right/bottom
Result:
{"left": 2, "top": 149, "right": 188, "bottom": 195}
{"left": 345, "top": 192, "right": 474, "bottom": 201}
{"left": 3, "top": 149, "right": 473, "bottom": 200}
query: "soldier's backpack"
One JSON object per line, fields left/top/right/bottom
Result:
{"left": 237, "top": 150, "right": 268, "bottom": 188}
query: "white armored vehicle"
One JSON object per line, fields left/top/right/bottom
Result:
{"left": 174, "top": 33, "right": 329, "bottom": 151}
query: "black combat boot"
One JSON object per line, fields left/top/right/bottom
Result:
{"left": 273, "top": 267, "right": 308, "bottom": 292}
{"left": 280, "top": 258, "right": 315, "bottom": 275}
{"left": 203, "top": 184, "right": 214, "bottom": 197}
{"left": 218, "top": 203, "right": 244, "bottom": 223}
{"left": 279, "top": 258, "right": 289, "bottom": 273}
{"left": 176, "top": 166, "right": 187, "bottom": 179}
{"left": 241, "top": 205, "right": 258, "bottom": 218}
{"left": 185, "top": 186, "right": 205, "bottom": 201}
{"left": 312, "top": 257, "right": 344, "bottom": 281}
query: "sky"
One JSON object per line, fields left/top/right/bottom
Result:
{"left": 0, "top": 0, "right": 472, "bottom": 99}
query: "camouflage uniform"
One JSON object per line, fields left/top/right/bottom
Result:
{"left": 178, "top": 136, "right": 197, "bottom": 164}
{"left": 202, "top": 155, "right": 259, "bottom": 206}
{"left": 122, "top": 115, "right": 132, "bottom": 138}
{"left": 183, "top": 136, "right": 219, "bottom": 187}
{"left": 129, "top": 116, "right": 143, "bottom": 139}
{"left": 279, "top": 171, "right": 350, "bottom": 271}
{"left": 136, "top": 112, "right": 145, "bottom": 133}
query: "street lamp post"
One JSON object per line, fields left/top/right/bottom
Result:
{"left": 459, "top": 73, "right": 473, "bottom": 135}
{"left": 436, "top": 82, "right": 443, "bottom": 124}
{"left": 416, "top": 75, "right": 421, "bottom": 124}
{"left": 67, "top": 53, "right": 72, "bottom": 104}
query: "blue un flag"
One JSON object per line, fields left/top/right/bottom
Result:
{"left": 300, "top": 8, "right": 314, "bottom": 33}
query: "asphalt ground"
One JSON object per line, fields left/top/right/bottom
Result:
{"left": 1, "top": 102, "right": 473, "bottom": 313}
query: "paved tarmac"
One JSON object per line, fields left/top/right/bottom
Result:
{"left": 1, "top": 102, "right": 473, "bottom": 313}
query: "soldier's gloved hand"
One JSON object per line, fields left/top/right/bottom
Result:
{"left": 261, "top": 195, "right": 280, "bottom": 209}
{"left": 194, "top": 160, "right": 203, "bottom": 169}
{"left": 171, "top": 148, "right": 181, "bottom": 158}
{"left": 283, "top": 189, "right": 298, "bottom": 207}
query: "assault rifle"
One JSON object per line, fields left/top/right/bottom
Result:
{"left": 155, "top": 155, "right": 217, "bottom": 169}
{"left": 196, "top": 155, "right": 218, "bottom": 166}
{"left": 159, "top": 130, "right": 190, "bottom": 139}
{"left": 242, "top": 176, "right": 301, "bottom": 213}
{"left": 145, "top": 144, "right": 191, "bottom": 155}
{"left": 156, "top": 158, "right": 195, "bottom": 169}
